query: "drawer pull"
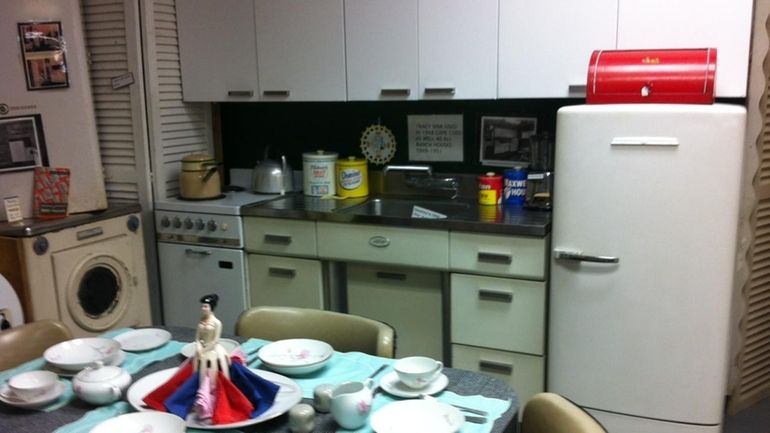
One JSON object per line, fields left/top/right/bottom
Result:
{"left": 263, "top": 90, "right": 291, "bottom": 97}
{"left": 227, "top": 90, "right": 254, "bottom": 97}
{"left": 264, "top": 234, "right": 292, "bottom": 245}
{"left": 77, "top": 227, "right": 104, "bottom": 240}
{"left": 368, "top": 235, "right": 390, "bottom": 248}
{"left": 479, "top": 359, "right": 514, "bottom": 375}
{"left": 185, "top": 248, "right": 212, "bottom": 256}
{"left": 268, "top": 267, "right": 296, "bottom": 278}
{"left": 376, "top": 271, "right": 407, "bottom": 281}
{"left": 424, "top": 87, "right": 456, "bottom": 95}
{"left": 478, "top": 289, "right": 513, "bottom": 303}
{"left": 380, "top": 88, "right": 411, "bottom": 96}
{"left": 477, "top": 252, "right": 512, "bottom": 265}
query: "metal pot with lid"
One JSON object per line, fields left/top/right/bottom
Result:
{"left": 179, "top": 153, "right": 222, "bottom": 200}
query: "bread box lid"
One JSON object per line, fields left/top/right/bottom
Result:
{"left": 586, "top": 48, "right": 716, "bottom": 104}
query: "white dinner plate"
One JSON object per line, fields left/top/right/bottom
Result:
{"left": 379, "top": 371, "right": 448, "bottom": 398}
{"left": 0, "top": 380, "right": 66, "bottom": 409}
{"left": 45, "top": 350, "right": 126, "bottom": 377}
{"left": 90, "top": 411, "right": 186, "bottom": 433}
{"left": 127, "top": 366, "right": 303, "bottom": 430}
{"left": 44, "top": 338, "right": 122, "bottom": 371}
{"left": 371, "top": 399, "right": 464, "bottom": 433}
{"left": 113, "top": 328, "right": 171, "bottom": 352}
{"left": 179, "top": 338, "right": 240, "bottom": 358}
{"left": 258, "top": 339, "right": 333, "bottom": 370}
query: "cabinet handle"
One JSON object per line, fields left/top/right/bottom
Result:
{"left": 264, "top": 234, "right": 292, "bottom": 245}
{"left": 368, "top": 235, "right": 390, "bottom": 248}
{"left": 477, "top": 252, "right": 512, "bottom": 265}
{"left": 185, "top": 248, "right": 212, "bottom": 256}
{"left": 227, "top": 90, "right": 254, "bottom": 97}
{"left": 263, "top": 90, "right": 291, "bottom": 97}
{"left": 478, "top": 289, "right": 513, "bottom": 303}
{"left": 376, "top": 271, "right": 407, "bottom": 281}
{"left": 77, "top": 227, "right": 103, "bottom": 240}
{"left": 424, "top": 87, "right": 456, "bottom": 96}
{"left": 479, "top": 359, "right": 514, "bottom": 375}
{"left": 567, "top": 84, "right": 586, "bottom": 94}
{"left": 380, "top": 88, "right": 411, "bottom": 96}
{"left": 554, "top": 249, "right": 619, "bottom": 263}
{"left": 268, "top": 267, "right": 296, "bottom": 278}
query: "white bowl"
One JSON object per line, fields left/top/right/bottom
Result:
{"left": 258, "top": 339, "right": 333, "bottom": 375}
{"left": 89, "top": 411, "right": 186, "bottom": 433}
{"left": 8, "top": 370, "right": 58, "bottom": 401}
{"left": 44, "top": 338, "right": 122, "bottom": 371}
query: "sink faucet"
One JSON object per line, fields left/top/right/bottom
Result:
{"left": 383, "top": 165, "right": 459, "bottom": 199}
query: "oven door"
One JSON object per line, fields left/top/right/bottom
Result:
{"left": 158, "top": 242, "right": 247, "bottom": 333}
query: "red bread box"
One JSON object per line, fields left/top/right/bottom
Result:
{"left": 586, "top": 48, "right": 716, "bottom": 104}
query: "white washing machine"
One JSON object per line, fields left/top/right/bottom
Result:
{"left": 0, "top": 206, "right": 151, "bottom": 337}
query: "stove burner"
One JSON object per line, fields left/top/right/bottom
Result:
{"left": 176, "top": 194, "right": 227, "bottom": 201}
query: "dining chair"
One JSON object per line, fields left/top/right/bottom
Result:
{"left": 522, "top": 392, "right": 607, "bottom": 433}
{"left": 235, "top": 306, "right": 396, "bottom": 358}
{"left": 0, "top": 319, "right": 72, "bottom": 371}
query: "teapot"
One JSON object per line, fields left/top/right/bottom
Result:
{"left": 72, "top": 361, "right": 132, "bottom": 405}
{"left": 252, "top": 148, "right": 294, "bottom": 194}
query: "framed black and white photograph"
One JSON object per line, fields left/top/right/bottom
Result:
{"left": 479, "top": 116, "right": 537, "bottom": 167}
{"left": 18, "top": 21, "right": 69, "bottom": 90}
{"left": 0, "top": 115, "right": 49, "bottom": 173}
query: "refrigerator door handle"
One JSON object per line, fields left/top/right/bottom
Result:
{"left": 554, "top": 248, "right": 619, "bottom": 263}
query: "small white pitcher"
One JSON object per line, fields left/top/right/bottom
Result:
{"left": 330, "top": 378, "right": 375, "bottom": 430}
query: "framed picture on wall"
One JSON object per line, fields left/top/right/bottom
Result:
{"left": 17, "top": 21, "right": 70, "bottom": 91}
{"left": 0, "top": 115, "right": 49, "bottom": 173}
{"left": 479, "top": 116, "right": 537, "bottom": 167}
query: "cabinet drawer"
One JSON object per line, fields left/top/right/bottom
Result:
{"left": 452, "top": 344, "right": 544, "bottom": 419}
{"left": 451, "top": 273, "right": 545, "bottom": 354}
{"left": 317, "top": 222, "right": 448, "bottom": 269}
{"left": 247, "top": 254, "right": 324, "bottom": 309}
{"left": 450, "top": 232, "right": 547, "bottom": 279}
{"left": 244, "top": 217, "right": 317, "bottom": 257}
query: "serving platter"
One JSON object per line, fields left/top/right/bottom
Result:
{"left": 90, "top": 412, "right": 186, "bottom": 433}
{"left": 370, "top": 399, "right": 464, "bottom": 433}
{"left": 127, "top": 367, "right": 302, "bottom": 430}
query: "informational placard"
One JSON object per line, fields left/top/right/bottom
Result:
{"left": 3, "top": 196, "right": 23, "bottom": 223}
{"left": 407, "top": 115, "right": 464, "bottom": 162}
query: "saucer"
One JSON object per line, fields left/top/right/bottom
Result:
{"left": 0, "top": 380, "right": 66, "bottom": 409}
{"left": 113, "top": 328, "right": 171, "bottom": 352}
{"left": 379, "top": 371, "right": 448, "bottom": 398}
{"left": 45, "top": 349, "right": 126, "bottom": 377}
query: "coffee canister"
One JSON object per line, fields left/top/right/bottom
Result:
{"left": 503, "top": 167, "right": 527, "bottom": 205}
{"left": 336, "top": 157, "right": 369, "bottom": 198}
{"left": 303, "top": 150, "right": 338, "bottom": 196}
{"left": 478, "top": 172, "right": 502, "bottom": 205}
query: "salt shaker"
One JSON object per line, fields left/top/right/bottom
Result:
{"left": 313, "top": 383, "right": 335, "bottom": 413}
{"left": 289, "top": 403, "right": 315, "bottom": 433}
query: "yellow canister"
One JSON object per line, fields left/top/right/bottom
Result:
{"left": 336, "top": 156, "right": 369, "bottom": 198}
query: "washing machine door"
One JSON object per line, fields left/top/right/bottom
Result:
{"left": 53, "top": 236, "right": 134, "bottom": 332}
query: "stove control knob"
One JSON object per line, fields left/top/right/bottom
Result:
{"left": 184, "top": 217, "right": 193, "bottom": 229}
{"left": 220, "top": 223, "right": 229, "bottom": 231}
{"left": 172, "top": 217, "right": 182, "bottom": 229}
{"left": 160, "top": 216, "right": 170, "bottom": 228}
{"left": 195, "top": 218, "right": 205, "bottom": 230}
{"left": 207, "top": 220, "right": 218, "bottom": 231}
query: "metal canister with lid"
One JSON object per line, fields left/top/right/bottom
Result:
{"left": 503, "top": 167, "right": 527, "bottom": 205}
{"left": 336, "top": 157, "right": 369, "bottom": 198}
{"left": 303, "top": 150, "right": 338, "bottom": 196}
{"left": 478, "top": 172, "right": 503, "bottom": 205}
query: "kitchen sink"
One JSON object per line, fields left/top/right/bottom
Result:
{"left": 335, "top": 197, "right": 471, "bottom": 219}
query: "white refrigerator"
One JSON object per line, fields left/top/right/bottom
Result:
{"left": 549, "top": 104, "right": 745, "bottom": 433}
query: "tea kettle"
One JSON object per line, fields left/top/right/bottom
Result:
{"left": 252, "top": 149, "right": 294, "bottom": 194}
{"left": 179, "top": 153, "right": 222, "bottom": 200}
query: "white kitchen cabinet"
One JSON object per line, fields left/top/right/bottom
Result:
{"left": 254, "top": 0, "right": 346, "bottom": 101}
{"left": 248, "top": 254, "right": 324, "bottom": 309}
{"left": 176, "top": 0, "right": 259, "bottom": 102}
{"left": 498, "top": 0, "right": 617, "bottom": 98}
{"left": 347, "top": 263, "right": 444, "bottom": 360}
{"left": 418, "top": 0, "right": 498, "bottom": 99}
{"left": 616, "top": 0, "right": 752, "bottom": 97}
{"left": 345, "top": 0, "right": 418, "bottom": 101}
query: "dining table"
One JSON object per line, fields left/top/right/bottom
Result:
{"left": 0, "top": 326, "right": 520, "bottom": 433}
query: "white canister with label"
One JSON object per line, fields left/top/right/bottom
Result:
{"left": 302, "top": 150, "right": 338, "bottom": 196}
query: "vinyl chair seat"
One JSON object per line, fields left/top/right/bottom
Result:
{"left": 0, "top": 320, "right": 72, "bottom": 371}
{"left": 522, "top": 392, "right": 607, "bottom": 433}
{"left": 236, "top": 306, "right": 396, "bottom": 358}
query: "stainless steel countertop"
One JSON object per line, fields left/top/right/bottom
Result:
{"left": 242, "top": 194, "right": 551, "bottom": 237}
{"left": 0, "top": 201, "right": 142, "bottom": 237}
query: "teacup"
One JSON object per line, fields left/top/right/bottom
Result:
{"left": 8, "top": 370, "right": 58, "bottom": 401}
{"left": 330, "top": 378, "right": 374, "bottom": 430}
{"left": 394, "top": 356, "right": 443, "bottom": 389}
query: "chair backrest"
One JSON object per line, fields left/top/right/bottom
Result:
{"left": 522, "top": 393, "right": 607, "bottom": 433}
{"left": 0, "top": 320, "right": 72, "bottom": 371}
{"left": 236, "top": 306, "right": 396, "bottom": 358}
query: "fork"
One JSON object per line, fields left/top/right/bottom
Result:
{"left": 421, "top": 394, "right": 490, "bottom": 417}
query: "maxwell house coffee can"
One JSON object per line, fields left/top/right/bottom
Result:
{"left": 478, "top": 172, "right": 503, "bottom": 205}
{"left": 503, "top": 167, "right": 527, "bottom": 205}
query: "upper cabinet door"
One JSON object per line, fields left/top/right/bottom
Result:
{"left": 617, "top": 0, "right": 752, "bottom": 97}
{"left": 177, "top": 0, "right": 259, "bottom": 102}
{"left": 255, "top": 0, "right": 346, "bottom": 101}
{"left": 498, "top": 0, "right": 617, "bottom": 98}
{"left": 345, "top": 0, "right": 418, "bottom": 101}
{"left": 418, "top": 0, "right": 498, "bottom": 99}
